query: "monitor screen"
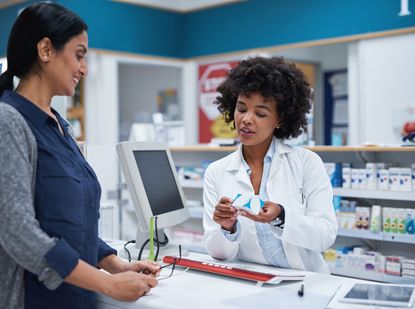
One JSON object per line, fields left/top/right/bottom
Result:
{"left": 116, "top": 141, "right": 189, "bottom": 235}
{"left": 133, "top": 150, "right": 184, "bottom": 216}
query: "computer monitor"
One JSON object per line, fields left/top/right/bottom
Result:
{"left": 116, "top": 141, "right": 190, "bottom": 246}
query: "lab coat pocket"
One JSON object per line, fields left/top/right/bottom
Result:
{"left": 289, "top": 189, "right": 306, "bottom": 214}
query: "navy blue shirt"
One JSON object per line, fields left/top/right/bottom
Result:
{"left": 1, "top": 91, "right": 116, "bottom": 309}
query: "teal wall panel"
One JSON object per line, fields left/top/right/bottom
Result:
{"left": 180, "top": 0, "right": 415, "bottom": 57}
{"left": 58, "top": 0, "right": 182, "bottom": 58}
{"left": 1, "top": 0, "right": 414, "bottom": 58}
{"left": 0, "top": 0, "right": 38, "bottom": 58}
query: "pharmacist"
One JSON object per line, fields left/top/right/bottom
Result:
{"left": 203, "top": 56, "right": 338, "bottom": 273}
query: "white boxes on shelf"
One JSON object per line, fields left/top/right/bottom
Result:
{"left": 342, "top": 167, "right": 351, "bottom": 189}
{"left": 400, "top": 168, "right": 412, "bottom": 192}
{"left": 366, "top": 163, "right": 377, "bottom": 190}
{"left": 378, "top": 169, "right": 389, "bottom": 190}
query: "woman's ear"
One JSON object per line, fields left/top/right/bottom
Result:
{"left": 37, "top": 37, "right": 53, "bottom": 62}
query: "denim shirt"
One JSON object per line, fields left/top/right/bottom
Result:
{"left": 222, "top": 138, "right": 290, "bottom": 268}
{"left": 1, "top": 91, "right": 116, "bottom": 309}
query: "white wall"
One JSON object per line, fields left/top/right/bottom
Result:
{"left": 83, "top": 51, "right": 120, "bottom": 238}
{"left": 118, "top": 64, "right": 182, "bottom": 141}
{"left": 348, "top": 33, "right": 415, "bottom": 145}
{"left": 182, "top": 61, "right": 198, "bottom": 145}
{"left": 275, "top": 43, "right": 348, "bottom": 71}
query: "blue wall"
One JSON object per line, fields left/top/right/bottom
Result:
{"left": 1, "top": 0, "right": 414, "bottom": 58}
{"left": 0, "top": 0, "right": 182, "bottom": 58}
{"left": 58, "top": 0, "right": 182, "bottom": 58}
{"left": 181, "top": 0, "right": 415, "bottom": 57}
{"left": 0, "top": 0, "right": 39, "bottom": 57}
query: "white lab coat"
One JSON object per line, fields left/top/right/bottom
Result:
{"left": 203, "top": 138, "right": 338, "bottom": 273}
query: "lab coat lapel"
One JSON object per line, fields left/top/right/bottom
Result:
{"left": 267, "top": 138, "right": 292, "bottom": 183}
{"left": 227, "top": 145, "right": 252, "bottom": 189}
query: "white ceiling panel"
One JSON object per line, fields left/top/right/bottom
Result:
{"left": 112, "top": 0, "right": 241, "bottom": 12}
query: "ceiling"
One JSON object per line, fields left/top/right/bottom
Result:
{"left": 112, "top": 0, "right": 241, "bottom": 12}
{"left": 0, "top": 0, "right": 240, "bottom": 11}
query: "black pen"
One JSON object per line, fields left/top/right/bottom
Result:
{"left": 298, "top": 284, "right": 304, "bottom": 297}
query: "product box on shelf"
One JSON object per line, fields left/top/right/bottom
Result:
{"left": 402, "top": 258, "right": 415, "bottom": 277}
{"left": 366, "top": 163, "right": 377, "bottom": 190}
{"left": 342, "top": 166, "right": 351, "bottom": 189}
{"left": 358, "top": 169, "right": 367, "bottom": 189}
{"left": 370, "top": 205, "right": 382, "bottom": 233}
{"left": 397, "top": 209, "right": 406, "bottom": 234}
{"left": 355, "top": 207, "right": 370, "bottom": 230}
{"left": 412, "top": 164, "right": 415, "bottom": 191}
{"left": 383, "top": 207, "right": 392, "bottom": 233}
{"left": 351, "top": 168, "right": 360, "bottom": 189}
{"left": 389, "top": 167, "right": 400, "bottom": 191}
{"left": 338, "top": 200, "right": 356, "bottom": 229}
{"left": 385, "top": 256, "right": 401, "bottom": 276}
{"left": 377, "top": 169, "right": 389, "bottom": 190}
{"left": 399, "top": 168, "right": 412, "bottom": 192}
{"left": 405, "top": 209, "right": 415, "bottom": 234}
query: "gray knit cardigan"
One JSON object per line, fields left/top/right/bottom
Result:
{"left": 0, "top": 102, "right": 62, "bottom": 309}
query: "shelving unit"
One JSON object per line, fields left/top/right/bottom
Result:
{"left": 170, "top": 145, "right": 415, "bottom": 284}
{"left": 333, "top": 188, "right": 415, "bottom": 201}
{"left": 180, "top": 180, "right": 204, "bottom": 189}
{"left": 330, "top": 267, "right": 415, "bottom": 284}
{"left": 297, "top": 146, "right": 415, "bottom": 284}
{"left": 337, "top": 229, "right": 415, "bottom": 244}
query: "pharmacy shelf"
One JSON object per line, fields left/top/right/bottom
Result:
{"left": 333, "top": 188, "right": 415, "bottom": 201}
{"left": 338, "top": 229, "right": 415, "bottom": 244}
{"left": 330, "top": 267, "right": 415, "bottom": 284}
{"left": 181, "top": 182, "right": 415, "bottom": 199}
{"left": 170, "top": 145, "right": 415, "bottom": 153}
{"left": 337, "top": 229, "right": 383, "bottom": 241}
{"left": 382, "top": 233, "right": 415, "bottom": 244}
{"left": 180, "top": 180, "right": 203, "bottom": 189}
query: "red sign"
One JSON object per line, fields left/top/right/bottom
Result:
{"left": 198, "top": 61, "right": 239, "bottom": 143}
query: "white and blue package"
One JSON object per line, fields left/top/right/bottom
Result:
{"left": 231, "top": 194, "right": 265, "bottom": 215}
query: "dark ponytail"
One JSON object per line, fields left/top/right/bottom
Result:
{"left": 0, "top": 3, "right": 87, "bottom": 96}
{"left": 0, "top": 70, "right": 14, "bottom": 95}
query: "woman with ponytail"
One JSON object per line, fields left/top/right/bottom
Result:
{"left": 0, "top": 3, "right": 158, "bottom": 308}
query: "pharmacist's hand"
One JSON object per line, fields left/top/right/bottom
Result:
{"left": 106, "top": 271, "right": 157, "bottom": 301}
{"left": 213, "top": 196, "right": 238, "bottom": 232}
{"left": 122, "top": 260, "right": 160, "bottom": 277}
{"left": 239, "top": 201, "right": 281, "bottom": 223}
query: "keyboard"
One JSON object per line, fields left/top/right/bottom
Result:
{"left": 162, "top": 256, "right": 305, "bottom": 283}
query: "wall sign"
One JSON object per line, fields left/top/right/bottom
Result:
{"left": 198, "top": 61, "right": 239, "bottom": 143}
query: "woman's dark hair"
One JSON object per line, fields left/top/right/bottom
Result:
{"left": 0, "top": 2, "right": 87, "bottom": 95}
{"left": 215, "top": 56, "right": 313, "bottom": 139}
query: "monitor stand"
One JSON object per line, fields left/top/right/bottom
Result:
{"left": 135, "top": 228, "right": 186, "bottom": 261}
